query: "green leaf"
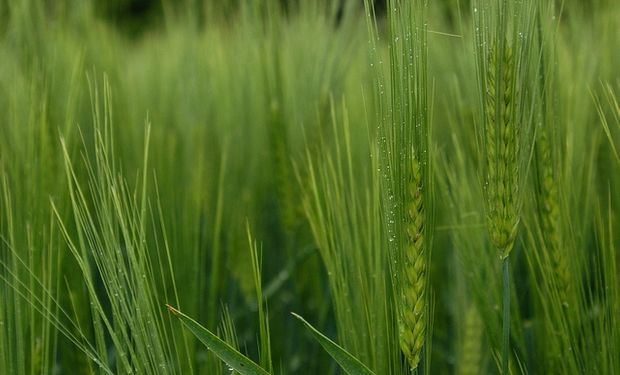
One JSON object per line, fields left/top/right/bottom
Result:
{"left": 291, "top": 312, "right": 376, "bottom": 375}
{"left": 166, "top": 304, "right": 270, "bottom": 375}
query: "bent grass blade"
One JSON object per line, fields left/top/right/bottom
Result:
{"left": 165, "top": 304, "right": 270, "bottom": 375}
{"left": 291, "top": 312, "right": 376, "bottom": 375}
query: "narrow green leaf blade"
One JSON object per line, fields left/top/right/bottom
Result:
{"left": 166, "top": 304, "right": 270, "bottom": 375}
{"left": 291, "top": 312, "right": 376, "bottom": 375}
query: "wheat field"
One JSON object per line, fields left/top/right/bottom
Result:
{"left": 0, "top": 0, "right": 618, "bottom": 374}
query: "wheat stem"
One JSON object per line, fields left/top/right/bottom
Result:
{"left": 501, "top": 257, "right": 510, "bottom": 375}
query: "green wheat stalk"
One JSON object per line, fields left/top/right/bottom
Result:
{"left": 473, "top": 0, "right": 538, "bottom": 372}
{"left": 365, "top": 0, "right": 432, "bottom": 371}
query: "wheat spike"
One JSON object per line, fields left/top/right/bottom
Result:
{"left": 399, "top": 156, "right": 427, "bottom": 369}
{"left": 485, "top": 42, "right": 519, "bottom": 259}
{"left": 269, "top": 101, "right": 297, "bottom": 239}
{"left": 537, "top": 127, "right": 570, "bottom": 303}
{"left": 458, "top": 304, "right": 483, "bottom": 375}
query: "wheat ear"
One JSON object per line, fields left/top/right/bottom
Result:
{"left": 536, "top": 127, "right": 570, "bottom": 302}
{"left": 458, "top": 304, "right": 483, "bottom": 375}
{"left": 399, "top": 156, "right": 427, "bottom": 369}
{"left": 485, "top": 42, "right": 519, "bottom": 259}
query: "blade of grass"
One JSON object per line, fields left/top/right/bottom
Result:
{"left": 291, "top": 312, "right": 376, "bottom": 375}
{"left": 165, "top": 304, "right": 270, "bottom": 375}
{"left": 246, "top": 224, "right": 273, "bottom": 373}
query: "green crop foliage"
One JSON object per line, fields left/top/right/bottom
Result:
{"left": 0, "top": 0, "right": 618, "bottom": 374}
